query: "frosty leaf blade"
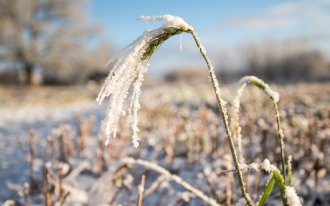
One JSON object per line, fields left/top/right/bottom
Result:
{"left": 258, "top": 175, "right": 275, "bottom": 206}
{"left": 273, "top": 171, "right": 290, "bottom": 206}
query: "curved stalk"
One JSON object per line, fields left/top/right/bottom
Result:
{"left": 189, "top": 30, "right": 253, "bottom": 206}
{"left": 273, "top": 102, "right": 286, "bottom": 181}
{"left": 232, "top": 76, "right": 286, "bottom": 180}
{"left": 123, "top": 158, "right": 221, "bottom": 206}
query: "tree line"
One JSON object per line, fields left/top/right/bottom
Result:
{"left": 0, "top": 0, "right": 112, "bottom": 85}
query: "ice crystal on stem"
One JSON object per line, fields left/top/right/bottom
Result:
{"left": 138, "top": 15, "right": 192, "bottom": 31}
{"left": 260, "top": 159, "right": 280, "bottom": 173}
{"left": 285, "top": 186, "right": 302, "bottom": 206}
{"left": 97, "top": 15, "right": 193, "bottom": 147}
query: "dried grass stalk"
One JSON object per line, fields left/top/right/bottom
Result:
{"left": 123, "top": 157, "right": 220, "bottom": 206}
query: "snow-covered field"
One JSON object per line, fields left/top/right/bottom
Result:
{"left": 0, "top": 83, "right": 329, "bottom": 205}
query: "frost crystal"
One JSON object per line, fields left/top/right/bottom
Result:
{"left": 285, "top": 186, "right": 302, "bottom": 206}
{"left": 248, "top": 162, "right": 260, "bottom": 171}
{"left": 97, "top": 15, "right": 193, "bottom": 147}
{"left": 138, "top": 15, "right": 192, "bottom": 31}
{"left": 260, "top": 159, "right": 279, "bottom": 173}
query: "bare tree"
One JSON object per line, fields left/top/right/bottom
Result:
{"left": 0, "top": 0, "right": 110, "bottom": 84}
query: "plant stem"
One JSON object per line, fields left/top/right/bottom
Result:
{"left": 232, "top": 76, "right": 286, "bottom": 181}
{"left": 273, "top": 102, "right": 286, "bottom": 181}
{"left": 287, "top": 156, "right": 293, "bottom": 187}
{"left": 190, "top": 30, "right": 253, "bottom": 206}
{"left": 123, "top": 158, "right": 221, "bottom": 206}
{"left": 137, "top": 175, "right": 146, "bottom": 206}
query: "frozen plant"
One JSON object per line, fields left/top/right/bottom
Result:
{"left": 231, "top": 76, "right": 286, "bottom": 178}
{"left": 97, "top": 15, "right": 192, "bottom": 147}
{"left": 98, "top": 14, "right": 300, "bottom": 206}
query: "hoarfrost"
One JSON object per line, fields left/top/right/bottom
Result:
{"left": 260, "top": 159, "right": 279, "bottom": 173}
{"left": 138, "top": 15, "right": 192, "bottom": 31}
{"left": 248, "top": 162, "right": 259, "bottom": 171}
{"left": 238, "top": 76, "right": 280, "bottom": 103}
{"left": 285, "top": 186, "right": 302, "bottom": 206}
{"left": 97, "top": 15, "right": 193, "bottom": 146}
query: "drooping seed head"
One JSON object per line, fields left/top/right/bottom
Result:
{"left": 97, "top": 15, "right": 193, "bottom": 147}
{"left": 237, "top": 76, "right": 280, "bottom": 103}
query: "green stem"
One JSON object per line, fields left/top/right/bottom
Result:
{"left": 273, "top": 102, "right": 286, "bottom": 181}
{"left": 258, "top": 175, "right": 276, "bottom": 206}
{"left": 190, "top": 30, "right": 253, "bottom": 206}
{"left": 273, "top": 171, "right": 290, "bottom": 206}
{"left": 233, "top": 76, "right": 287, "bottom": 181}
{"left": 287, "top": 156, "right": 293, "bottom": 187}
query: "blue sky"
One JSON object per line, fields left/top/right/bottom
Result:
{"left": 89, "top": 0, "right": 330, "bottom": 76}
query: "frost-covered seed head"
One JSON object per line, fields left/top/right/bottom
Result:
{"left": 238, "top": 76, "right": 280, "bottom": 103}
{"left": 260, "top": 159, "right": 279, "bottom": 173}
{"left": 97, "top": 15, "right": 194, "bottom": 147}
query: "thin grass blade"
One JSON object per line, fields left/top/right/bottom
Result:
{"left": 258, "top": 175, "right": 276, "bottom": 206}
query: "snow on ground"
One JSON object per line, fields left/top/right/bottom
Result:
{"left": 0, "top": 100, "right": 104, "bottom": 200}
{"left": 0, "top": 83, "right": 329, "bottom": 205}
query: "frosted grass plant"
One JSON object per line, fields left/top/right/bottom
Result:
{"left": 97, "top": 15, "right": 192, "bottom": 147}
{"left": 232, "top": 76, "right": 286, "bottom": 179}
{"left": 98, "top": 15, "right": 300, "bottom": 205}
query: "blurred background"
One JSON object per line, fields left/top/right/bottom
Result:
{"left": 0, "top": 0, "right": 330, "bottom": 85}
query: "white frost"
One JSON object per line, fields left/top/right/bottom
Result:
{"left": 260, "top": 159, "right": 279, "bottom": 173}
{"left": 238, "top": 76, "right": 280, "bottom": 103}
{"left": 130, "top": 65, "right": 147, "bottom": 148}
{"left": 285, "top": 186, "right": 302, "bottom": 206}
{"left": 97, "top": 15, "right": 193, "bottom": 147}
{"left": 138, "top": 15, "right": 192, "bottom": 31}
{"left": 249, "top": 162, "right": 260, "bottom": 171}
